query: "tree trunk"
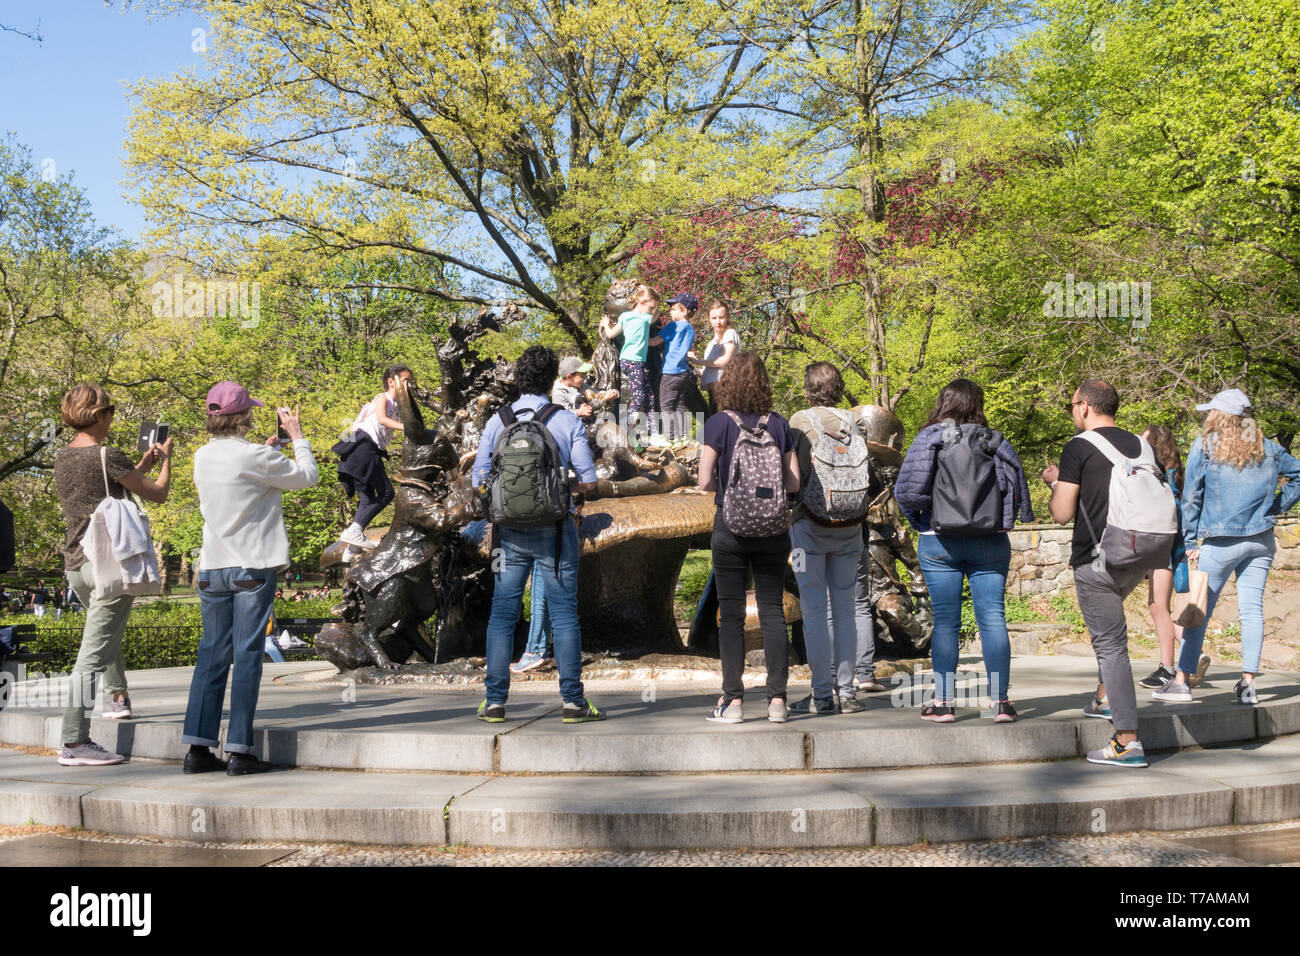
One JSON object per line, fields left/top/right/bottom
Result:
{"left": 855, "top": 4, "right": 889, "bottom": 408}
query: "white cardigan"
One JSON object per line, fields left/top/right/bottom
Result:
{"left": 194, "top": 437, "right": 318, "bottom": 572}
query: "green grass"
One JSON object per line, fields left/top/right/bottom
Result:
{"left": 675, "top": 551, "right": 712, "bottom": 612}
{"left": 1048, "top": 594, "right": 1088, "bottom": 634}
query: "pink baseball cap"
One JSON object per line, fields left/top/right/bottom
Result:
{"left": 206, "top": 381, "right": 264, "bottom": 415}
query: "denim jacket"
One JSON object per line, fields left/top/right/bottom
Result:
{"left": 1182, "top": 435, "right": 1300, "bottom": 551}
{"left": 894, "top": 423, "right": 1035, "bottom": 533}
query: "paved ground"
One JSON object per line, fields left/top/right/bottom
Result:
{"left": 2, "top": 818, "right": 1296, "bottom": 866}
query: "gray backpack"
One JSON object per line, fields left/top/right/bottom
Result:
{"left": 721, "top": 412, "right": 788, "bottom": 537}
{"left": 802, "top": 408, "right": 873, "bottom": 525}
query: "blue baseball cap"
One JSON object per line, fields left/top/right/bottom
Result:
{"left": 666, "top": 293, "right": 699, "bottom": 312}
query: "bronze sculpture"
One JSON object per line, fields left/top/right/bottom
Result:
{"left": 315, "top": 294, "right": 932, "bottom": 674}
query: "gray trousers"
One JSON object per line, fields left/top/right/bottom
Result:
{"left": 792, "top": 520, "right": 863, "bottom": 700}
{"left": 61, "top": 564, "right": 133, "bottom": 746}
{"left": 1073, "top": 562, "right": 1147, "bottom": 733}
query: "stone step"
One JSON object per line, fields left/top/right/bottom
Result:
{"left": 2, "top": 735, "right": 1297, "bottom": 848}
{"left": 2, "top": 661, "right": 1295, "bottom": 775}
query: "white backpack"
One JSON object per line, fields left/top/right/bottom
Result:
{"left": 1075, "top": 430, "right": 1178, "bottom": 572}
{"left": 80, "top": 447, "right": 162, "bottom": 601}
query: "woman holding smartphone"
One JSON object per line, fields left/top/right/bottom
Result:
{"left": 181, "top": 383, "right": 318, "bottom": 774}
{"left": 53, "top": 384, "right": 172, "bottom": 766}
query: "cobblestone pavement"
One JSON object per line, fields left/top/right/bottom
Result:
{"left": 2, "top": 820, "right": 1295, "bottom": 866}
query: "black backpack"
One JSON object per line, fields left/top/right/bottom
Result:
{"left": 930, "top": 421, "right": 1005, "bottom": 535}
{"left": 486, "top": 404, "right": 570, "bottom": 528}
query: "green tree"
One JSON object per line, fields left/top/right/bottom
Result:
{"left": 126, "top": 0, "right": 793, "bottom": 348}
{"left": 0, "top": 135, "right": 156, "bottom": 567}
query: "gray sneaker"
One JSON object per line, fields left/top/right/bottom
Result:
{"left": 855, "top": 677, "right": 887, "bottom": 693}
{"left": 767, "top": 698, "right": 788, "bottom": 723}
{"left": 1152, "top": 677, "right": 1193, "bottom": 702}
{"left": 1187, "top": 654, "right": 1212, "bottom": 688}
{"left": 101, "top": 695, "right": 132, "bottom": 719}
{"left": 707, "top": 697, "right": 743, "bottom": 724}
{"left": 837, "top": 696, "right": 867, "bottom": 713}
{"left": 58, "top": 740, "right": 125, "bottom": 766}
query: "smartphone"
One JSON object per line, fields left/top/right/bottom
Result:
{"left": 136, "top": 422, "right": 170, "bottom": 453}
{"left": 277, "top": 409, "right": 290, "bottom": 443}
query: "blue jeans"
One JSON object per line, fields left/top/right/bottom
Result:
{"left": 182, "top": 567, "right": 277, "bottom": 755}
{"left": 486, "top": 521, "right": 584, "bottom": 705}
{"left": 1178, "top": 530, "right": 1275, "bottom": 675}
{"left": 918, "top": 533, "right": 1012, "bottom": 703}
{"left": 524, "top": 562, "right": 553, "bottom": 658}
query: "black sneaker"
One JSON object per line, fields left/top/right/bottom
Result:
{"left": 1233, "top": 679, "right": 1258, "bottom": 705}
{"left": 226, "top": 753, "right": 268, "bottom": 776}
{"left": 921, "top": 702, "right": 955, "bottom": 723}
{"left": 1139, "top": 665, "right": 1175, "bottom": 689}
{"left": 789, "top": 695, "right": 838, "bottom": 715}
{"left": 477, "top": 701, "right": 506, "bottom": 723}
{"left": 989, "top": 700, "right": 1018, "bottom": 723}
{"left": 183, "top": 748, "right": 228, "bottom": 774}
{"left": 561, "top": 698, "right": 606, "bottom": 723}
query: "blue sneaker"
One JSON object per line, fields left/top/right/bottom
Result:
{"left": 510, "top": 652, "right": 549, "bottom": 673}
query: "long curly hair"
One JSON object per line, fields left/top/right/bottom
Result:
{"left": 715, "top": 351, "right": 773, "bottom": 416}
{"left": 1202, "top": 410, "right": 1266, "bottom": 468}
{"left": 1142, "top": 424, "right": 1184, "bottom": 488}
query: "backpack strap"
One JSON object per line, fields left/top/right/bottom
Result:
{"left": 497, "top": 405, "right": 518, "bottom": 426}
{"left": 100, "top": 446, "right": 111, "bottom": 500}
{"left": 1076, "top": 429, "right": 1156, "bottom": 468}
{"left": 534, "top": 403, "right": 563, "bottom": 425}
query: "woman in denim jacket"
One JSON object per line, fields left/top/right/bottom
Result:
{"left": 1155, "top": 390, "right": 1300, "bottom": 705}
{"left": 894, "top": 379, "right": 1034, "bottom": 722}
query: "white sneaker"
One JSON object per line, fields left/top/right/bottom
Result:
{"left": 339, "top": 526, "right": 375, "bottom": 549}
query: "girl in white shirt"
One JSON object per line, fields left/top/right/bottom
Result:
{"left": 338, "top": 365, "right": 410, "bottom": 548}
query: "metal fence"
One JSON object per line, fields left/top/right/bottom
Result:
{"left": 20, "top": 626, "right": 204, "bottom": 673}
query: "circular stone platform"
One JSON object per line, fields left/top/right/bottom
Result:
{"left": 1, "top": 657, "right": 1296, "bottom": 848}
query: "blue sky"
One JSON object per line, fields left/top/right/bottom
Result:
{"left": 0, "top": 2, "right": 206, "bottom": 239}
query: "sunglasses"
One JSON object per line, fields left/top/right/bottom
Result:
{"left": 1065, "top": 400, "right": 1085, "bottom": 414}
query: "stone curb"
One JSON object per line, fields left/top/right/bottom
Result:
{"left": 2, "top": 737, "right": 1297, "bottom": 848}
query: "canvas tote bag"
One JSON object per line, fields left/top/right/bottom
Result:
{"left": 80, "top": 446, "right": 162, "bottom": 601}
{"left": 1172, "top": 556, "right": 1209, "bottom": 628}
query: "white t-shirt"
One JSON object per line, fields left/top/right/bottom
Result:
{"left": 700, "top": 327, "right": 740, "bottom": 387}
{"left": 354, "top": 395, "right": 398, "bottom": 449}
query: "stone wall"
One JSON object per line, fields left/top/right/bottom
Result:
{"left": 1004, "top": 516, "right": 1300, "bottom": 597}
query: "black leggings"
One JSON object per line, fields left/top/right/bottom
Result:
{"left": 711, "top": 513, "right": 790, "bottom": 702}
{"left": 355, "top": 468, "right": 395, "bottom": 528}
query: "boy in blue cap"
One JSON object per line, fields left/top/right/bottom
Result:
{"left": 652, "top": 293, "right": 707, "bottom": 441}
